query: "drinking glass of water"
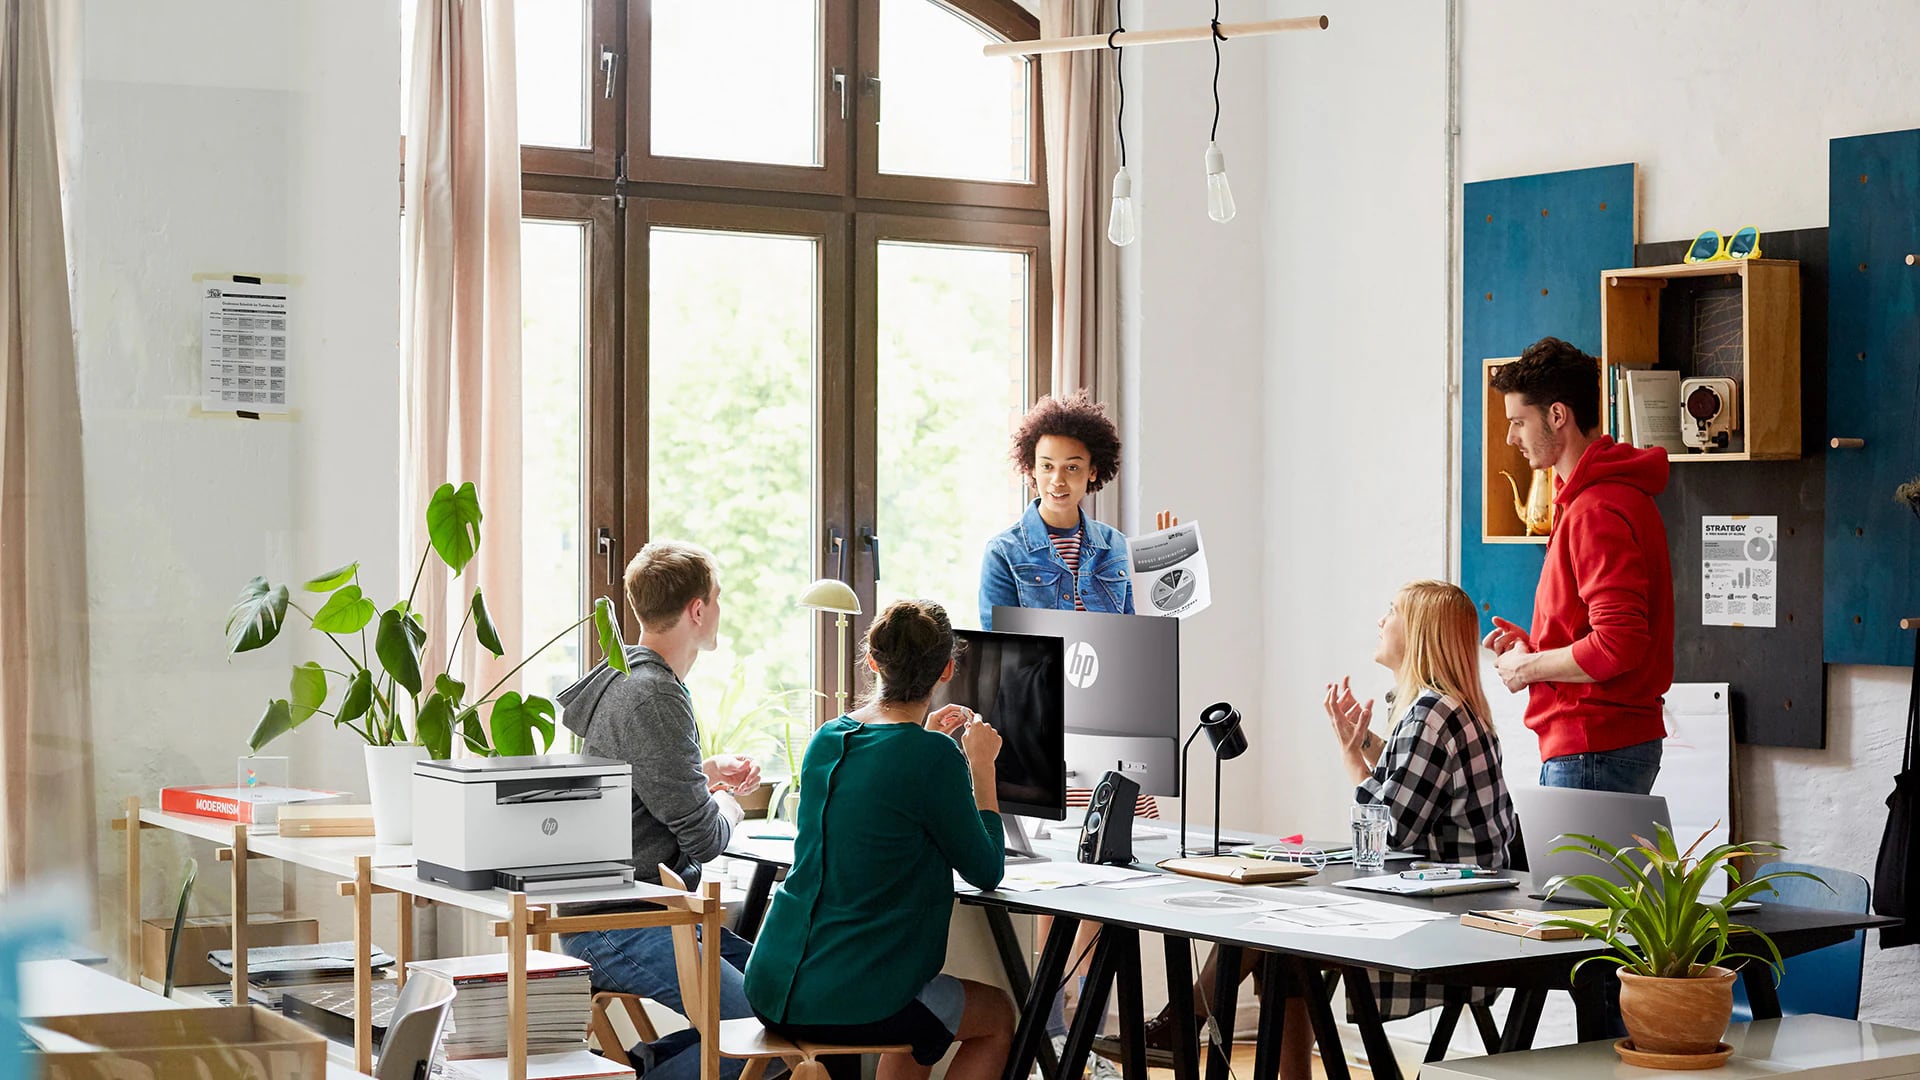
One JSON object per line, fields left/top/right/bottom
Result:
{"left": 1350, "top": 802, "right": 1390, "bottom": 871}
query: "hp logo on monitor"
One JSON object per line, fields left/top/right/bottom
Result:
{"left": 1065, "top": 641, "right": 1100, "bottom": 688}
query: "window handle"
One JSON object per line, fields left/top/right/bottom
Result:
{"left": 860, "top": 527, "right": 881, "bottom": 582}
{"left": 863, "top": 73, "right": 881, "bottom": 124}
{"left": 826, "top": 525, "right": 846, "bottom": 580}
{"left": 600, "top": 45, "right": 620, "bottom": 100}
{"left": 596, "top": 527, "right": 618, "bottom": 586}
{"left": 831, "top": 68, "right": 849, "bottom": 121}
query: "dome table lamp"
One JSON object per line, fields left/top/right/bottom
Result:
{"left": 797, "top": 579, "right": 862, "bottom": 721}
{"left": 1181, "top": 702, "right": 1248, "bottom": 857}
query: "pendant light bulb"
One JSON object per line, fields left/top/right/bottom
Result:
{"left": 1108, "top": 167, "right": 1138, "bottom": 247}
{"left": 1205, "top": 142, "right": 1236, "bottom": 224}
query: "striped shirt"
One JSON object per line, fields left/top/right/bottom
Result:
{"left": 1046, "top": 523, "right": 1086, "bottom": 611}
{"left": 1066, "top": 790, "right": 1160, "bottom": 819}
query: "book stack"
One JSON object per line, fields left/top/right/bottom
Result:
{"left": 159, "top": 784, "right": 346, "bottom": 828}
{"left": 409, "top": 951, "right": 593, "bottom": 1060}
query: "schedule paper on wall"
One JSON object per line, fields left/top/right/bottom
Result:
{"left": 200, "top": 280, "right": 291, "bottom": 414}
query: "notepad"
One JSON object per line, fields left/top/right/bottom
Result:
{"left": 1156, "top": 856, "right": 1319, "bottom": 885}
{"left": 1460, "top": 907, "right": 1610, "bottom": 940}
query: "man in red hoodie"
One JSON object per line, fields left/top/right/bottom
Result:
{"left": 1484, "top": 337, "right": 1673, "bottom": 793}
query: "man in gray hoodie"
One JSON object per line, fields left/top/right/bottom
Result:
{"left": 556, "top": 540, "right": 763, "bottom": 1080}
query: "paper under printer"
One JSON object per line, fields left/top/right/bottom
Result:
{"left": 414, "top": 754, "right": 632, "bottom": 890}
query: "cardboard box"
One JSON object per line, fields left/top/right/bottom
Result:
{"left": 142, "top": 913, "right": 319, "bottom": 987}
{"left": 29, "top": 1005, "right": 326, "bottom": 1080}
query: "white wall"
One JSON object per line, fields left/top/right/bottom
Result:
{"left": 1119, "top": 0, "right": 1272, "bottom": 837}
{"left": 75, "top": 0, "right": 399, "bottom": 954}
{"left": 1455, "top": 0, "right": 1920, "bottom": 1029}
{"left": 1258, "top": 0, "right": 1452, "bottom": 843}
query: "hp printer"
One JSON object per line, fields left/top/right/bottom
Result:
{"left": 414, "top": 754, "right": 632, "bottom": 890}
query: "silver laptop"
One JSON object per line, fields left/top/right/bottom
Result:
{"left": 1513, "top": 787, "right": 1676, "bottom": 902}
{"left": 1513, "top": 787, "right": 1756, "bottom": 910}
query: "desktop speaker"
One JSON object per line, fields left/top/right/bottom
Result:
{"left": 1078, "top": 770, "right": 1140, "bottom": 866}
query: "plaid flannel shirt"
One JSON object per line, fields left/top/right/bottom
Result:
{"left": 1351, "top": 689, "right": 1517, "bottom": 1020}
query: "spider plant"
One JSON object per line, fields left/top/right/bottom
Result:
{"left": 1540, "top": 822, "right": 1827, "bottom": 982}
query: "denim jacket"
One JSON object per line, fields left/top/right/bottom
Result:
{"left": 978, "top": 499, "right": 1135, "bottom": 630}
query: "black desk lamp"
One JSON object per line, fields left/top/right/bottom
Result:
{"left": 1181, "top": 702, "right": 1248, "bottom": 857}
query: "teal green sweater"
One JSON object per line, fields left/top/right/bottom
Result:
{"left": 744, "top": 717, "right": 1005, "bottom": 1025}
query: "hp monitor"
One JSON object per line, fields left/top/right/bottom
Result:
{"left": 991, "top": 607, "right": 1180, "bottom": 797}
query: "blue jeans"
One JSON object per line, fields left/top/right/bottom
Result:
{"left": 562, "top": 924, "right": 758, "bottom": 1080}
{"left": 1538, "top": 738, "right": 1663, "bottom": 794}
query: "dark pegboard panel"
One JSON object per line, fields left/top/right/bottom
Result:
{"left": 1826, "top": 128, "right": 1920, "bottom": 668}
{"left": 1640, "top": 228, "right": 1829, "bottom": 748}
{"left": 1461, "top": 164, "right": 1637, "bottom": 634}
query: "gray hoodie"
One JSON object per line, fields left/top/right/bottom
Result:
{"left": 558, "top": 644, "right": 730, "bottom": 887}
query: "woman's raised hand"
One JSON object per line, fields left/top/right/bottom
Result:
{"left": 959, "top": 717, "right": 1002, "bottom": 769}
{"left": 1323, "top": 676, "right": 1373, "bottom": 757}
{"left": 1154, "top": 510, "right": 1180, "bottom": 531}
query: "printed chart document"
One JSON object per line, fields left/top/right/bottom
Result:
{"left": 1701, "top": 516, "right": 1778, "bottom": 627}
{"left": 1128, "top": 521, "right": 1211, "bottom": 618}
{"left": 201, "top": 280, "right": 292, "bottom": 413}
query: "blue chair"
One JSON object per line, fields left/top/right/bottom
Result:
{"left": 1731, "top": 862, "right": 1870, "bottom": 1021}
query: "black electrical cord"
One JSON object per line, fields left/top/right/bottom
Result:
{"left": 1210, "top": 0, "right": 1225, "bottom": 141}
{"left": 1109, "top": 2, "right": 1126, "bottom": 167}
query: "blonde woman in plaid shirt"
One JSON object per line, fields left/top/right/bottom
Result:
{"left": 1300, "top": 579, "right": 1516, "bottom": 1075}
{"left": 1101, "top": 581, "right": 1516, "bottom": 1077}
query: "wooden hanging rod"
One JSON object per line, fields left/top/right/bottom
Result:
{"left": 983, "top": 15, "right": 1329, "bottom": 58}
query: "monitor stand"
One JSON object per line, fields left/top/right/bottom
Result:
{"left": 1002, "top": 816, "right": 1051, "bottom": 865}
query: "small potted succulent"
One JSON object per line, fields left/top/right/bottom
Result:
{"left": 224, "top": 482, "right": 628, "bottom": 842}
{"left": 1542, "top": 823, "right": 1825, "bottom": 1067}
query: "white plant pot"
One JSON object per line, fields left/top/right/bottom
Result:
{"left": 365, "top": 743, "right": 429, "bottom": 844}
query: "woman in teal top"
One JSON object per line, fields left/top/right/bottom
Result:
{"left": 744, "top": 600, "right": 1016, "bottom": 1080}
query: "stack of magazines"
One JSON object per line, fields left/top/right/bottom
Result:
{"left": 408, "top": 951, "right": 592, "bottom": 1060}
{"left": 207, "top": 942, "right": 396, "bottom": 1008}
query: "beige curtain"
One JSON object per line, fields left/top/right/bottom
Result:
{"left": 0, "top": 0, "right": 94, "bottom": 884}
{"left": 1039, "top": 0, "right": 1123, "bottom": 525}
{"left": 401, "top": 0, "right": 523, "bottom": 719}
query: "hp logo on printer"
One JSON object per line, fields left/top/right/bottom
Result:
{"left": 542, "top": 817, "right": 559, "bottom": 836}
{"left": 1065, "top": 641, "right": 1100, "bottom": 689}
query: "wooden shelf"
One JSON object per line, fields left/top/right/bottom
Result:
{"left": 1600, "top": 257, "right": 1801, "bottom": 462}
{"left": 1482, "top": 356, "right": 1551, "bottom": 544}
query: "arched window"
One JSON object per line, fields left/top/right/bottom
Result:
{"left": 502, "top": 0, "right": 1049, "bottom": 749}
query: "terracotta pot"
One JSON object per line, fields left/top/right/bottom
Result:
{"left": 1617, "top": 966, "right": 1736, "bottom": 1055}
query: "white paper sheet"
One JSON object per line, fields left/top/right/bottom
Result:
{"left": 1127, "top": 521, "right": 1211, "bottom": 618}
{"left": 1653, "top": 682, "right": 1733, "bottom": 857}
{"left": 1246, "top": 917, "right": 1428, "bottom": 941}
{"left": 200, "top": 280, "right": 292, "bottom": 414}
{"left": 1701, "top": 516, "right": 1778, "bottom": 627}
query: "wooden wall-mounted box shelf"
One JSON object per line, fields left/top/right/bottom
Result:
{"left": 1482, "top": 356, "right": 1550, "bottom": 545}
{"left": 1598, "top": 258, "right": 1801, "bottom": 462}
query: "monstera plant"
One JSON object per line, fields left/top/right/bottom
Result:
{"left": 225, "top": 482, "right": 629, "bottom": 760}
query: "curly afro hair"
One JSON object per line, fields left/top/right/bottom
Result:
{"left": 1009, "top": 392, "right": 1122, "bottom": 493}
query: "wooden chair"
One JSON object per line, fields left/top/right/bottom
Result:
{"left": 587, "top": 866, "right": 910, "bottom": 1080}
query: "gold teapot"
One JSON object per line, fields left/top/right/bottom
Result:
{"left": 1501, "top": 468, "right": 1554, "bottom": 536}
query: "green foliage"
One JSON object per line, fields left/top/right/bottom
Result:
{"left": 426, "top": 482, "right": 484, "bottom": 576}
{"left": 311, "top": 585, "right": 376, "bottom": 634}
{"left": 1541, "top": 823, "right": 1828, "bottom": 982}
{"left": 490, "top": 692, "right": 557, "bottom": 758}
{"left": 226, "top": 481, "right": 630, "bottom": 758}
{"left": 471, "top": 588, "right": 503, "bottom": 657}
{"left": 225, "top": 577, "right": 289, "bottom": 654}
{"left": 693, "top": 662, "right": 815, "bottom": 777}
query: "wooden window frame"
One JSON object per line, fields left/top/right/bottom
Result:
{"left": 519, "top": 0, "right": 626, "bottom": 180}
{"left": 848, "top": 212, "right": 1051, "bottom": 628}
{"left": 625, "top": 1, "right": 854, "bottom": 195}
{"left": 853, "top": 0, "right": 1046, "bottom": 211}
{"left": 623, "top": 199, "right": 852, "bottom": 690}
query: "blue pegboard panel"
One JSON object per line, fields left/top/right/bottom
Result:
{"left": 1826, "top": 129, "right": 1920, "bottom": 667}
{"left": 1461, "top": 164, "right": 1638, "bottom": 633}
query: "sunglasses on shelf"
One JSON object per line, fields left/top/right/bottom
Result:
{"left": 1683, "top": 225, "right": 1762, "bottom": 263}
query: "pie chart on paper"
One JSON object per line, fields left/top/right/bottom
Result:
{"left": 1160, "top": 891, "right": 1269, "bottom": 914}
{"left": 1152, "top": 568, "right": 1196, "bottom": 612}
